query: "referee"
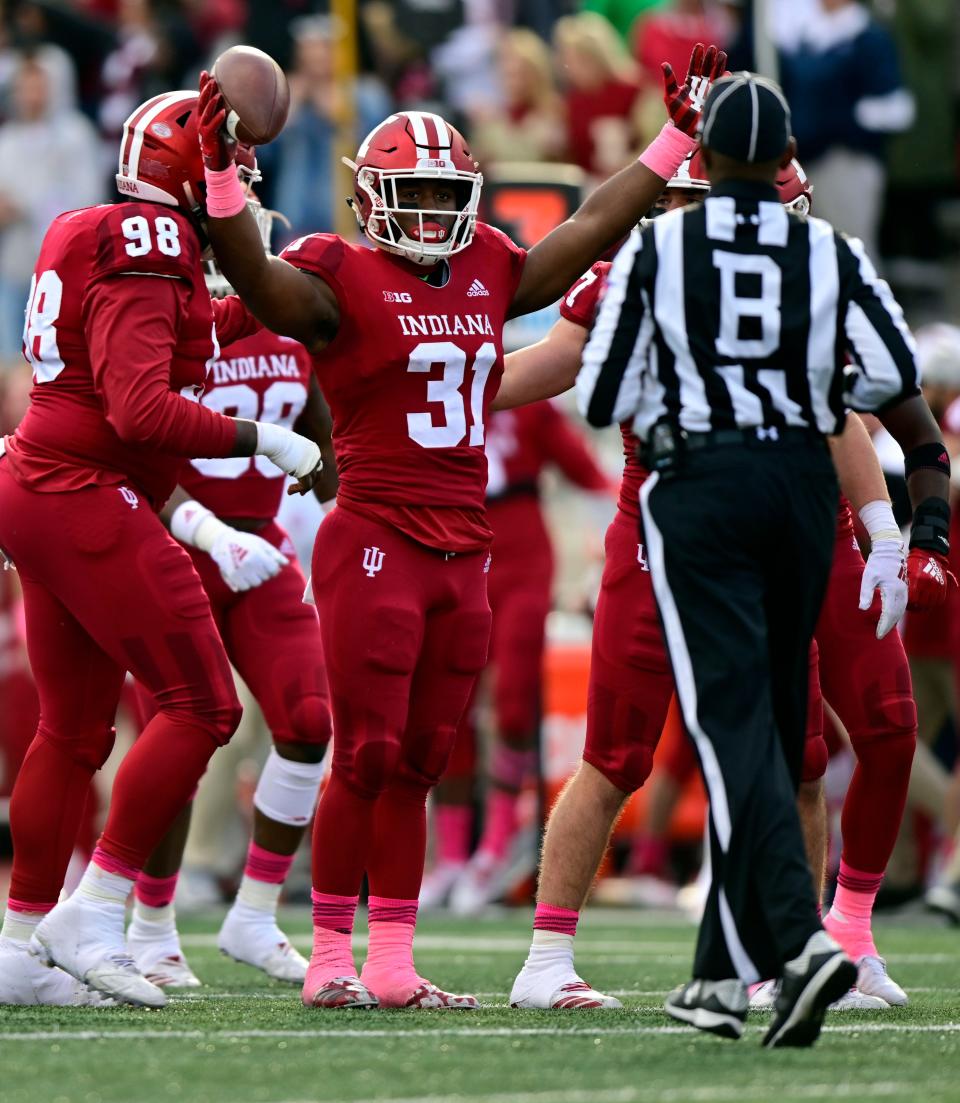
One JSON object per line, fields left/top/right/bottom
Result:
{"left": 576, "top": 73, "right": 919, "bottom": 1048}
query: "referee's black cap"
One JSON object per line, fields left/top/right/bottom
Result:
{"left": 700, "top": 73, "right": 792, "bottom": 163}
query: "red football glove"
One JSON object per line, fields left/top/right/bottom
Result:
{"left": 661, "top": 42, "right": 728, "bottom": 137}
{"left": 906, "top": 548, "right": 957, "bottom": 612}
{"left": 198, "top": 71, "right": 237, "bottom": 172}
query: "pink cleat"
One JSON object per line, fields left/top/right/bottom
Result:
{"left": 302, "top": 973, "right": 378, "bottom": 1010}
{"left": 361, "top": 968, "right": 480, "bottom": 1010}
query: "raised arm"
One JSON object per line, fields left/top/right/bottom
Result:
{"left": 509, "top": 44, "right": 725, "bottom": 318}
{"left": 197, "top": 73, "right": 339, "bottom": 351}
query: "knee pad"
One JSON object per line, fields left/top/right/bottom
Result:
{"left": 801, "top": 733, "right": 829, "bottom": 783}
{"left": 336, "top": 736, "right": 403, "bottom": 800}
{"left": 199, "top": 695, "right": 243, "bottom": 746}
{"left": 280, "top": 692, "right": 332, "bottom": 754}
{"left": 398, "top": 725, "right": 459, "bottom": 791}
{"left": 40, "top": 722, "right": 117, "bottom": 773}
{"left": 253, "top": 747, "right": 325, "bottom": 826}
{"left": 444, "top": 720, "right": 477, "bottom": 782}
{"left": 584, "top": 741, "right": 655, "bottom": 795}
{"left": 448, "top": 611, "right": 492, "bottom": 676}
{"left": 850, "top": 711, "right": 917, "bottom": 770}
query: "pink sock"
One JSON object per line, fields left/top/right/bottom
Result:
{"left": 7, "top": 897, "right": 56, "bottom": 915}
{"left": 478, "top": 788, "right": 519, "bottom": 861}
{"left": 359, "top": 895, "right": 420, "bottom": 1007}
{"left": 91, "top": 844, "right": 139, "bottom": 882}
{"left": 135, "top": 872, "right": 179, "bottom": 909}
{"left": 244, "top": 842, "right": 295, "bottom": 885}
{"left": 490, "top": 744, "right": 536, "bottom": 790}
{"left": 629, "top": 836, "right": 669, "bottom": 877}
{"left": 534, "top": 903, "right": 578, "bottom": 937}
{"left": 436, "top": 805, "right": 472, "bottom": 866}
{"left": 825, "top": 860, "right": 882, "bottom": 959}
{"left": 304, "top": 891, "right": 359, "bottom": 995}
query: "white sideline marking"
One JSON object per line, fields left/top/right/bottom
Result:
{"left": 177, "top": 934, "right": 693, "bottom": 954}
{"left": 3, "top": 1023, "right": 959, "bottom": 1043}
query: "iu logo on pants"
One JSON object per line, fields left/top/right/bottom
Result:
{"left": 363, "top": 546, "right": 385, "bottom": 577}
{"left": 118, "top": 486, "right": 139, "bottom": 510}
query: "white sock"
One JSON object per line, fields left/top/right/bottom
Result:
{"left": 526, "top": 929, "right": 575, "bottom": 968}
{"left": 1, "top": 908, "right": 45, "bottom": 944}
{"left": 76, "top": 863, "right": 134, "bottom": 908}
{"left": 131, "top": 901, "right": 176, "bottom": 930}
{"left": 232, "top": 886, "right": 282, "bottom": 919}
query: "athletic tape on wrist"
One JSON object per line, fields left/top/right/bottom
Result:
{"left": 637, "top": 123, "right": 698, "bottom": 181}
{"left": 204, "top": 164, "right": 247, "bottom": 219}
{"left": 858, "top": 499, "right": 902, "bottom": 545}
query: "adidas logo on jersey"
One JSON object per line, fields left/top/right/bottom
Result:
{"left": 467, "top": 279, "right": 490, "bottom": 297}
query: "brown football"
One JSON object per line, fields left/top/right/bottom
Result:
{"left": 211, "top": 45, "right": 290, "bottom": 146}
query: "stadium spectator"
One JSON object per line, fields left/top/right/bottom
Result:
{"left": 468, "top": 28, "right": 566, "bottom": 165}
{"left": 777, "top": 0, "right": 914, "bottom": 261}
{"left": 632, "top": 0, "right": 729, "bottom": 89}
{"left": 261, "top": 14, "right": 392, "bottom": 243}
{"left": 0, "top": 58, "right": 103, "bottom": 356}
{"left": 553, "top": 12, "right": 644, "bottom": 180}
{"left": 579, "top": 0, "right": 667, "bottom": 45}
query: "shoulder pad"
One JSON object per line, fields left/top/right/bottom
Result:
{"left": 280, "top": 233, "right": 347, "bottom": 280}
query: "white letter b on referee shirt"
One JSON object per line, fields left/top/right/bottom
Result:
{"left": 713, "top": 251, "right": 782, "bottom": 359}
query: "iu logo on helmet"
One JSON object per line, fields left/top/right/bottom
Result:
{"left": 362, "top": 546, "right": 385, "bottom": 578}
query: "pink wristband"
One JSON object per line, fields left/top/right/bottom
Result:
{"left": 637, "top": 123, "right": 698, "bottom": 181}
{"left": 203, "top": 164, "right": 246, "bottom": 218}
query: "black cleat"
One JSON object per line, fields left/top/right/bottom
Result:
{"left": 763, "top": 931, "right": 857, "bottom": 1048}
{"left": 664, "top": 978, "right": 748, "bottom": 1039}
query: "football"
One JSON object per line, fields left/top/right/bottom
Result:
{"left": 211, "top": 45, "right": 290, "bottom": 146}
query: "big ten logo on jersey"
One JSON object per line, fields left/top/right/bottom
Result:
{"left": 383, "top": 291, "right": 412, "bottom": 303}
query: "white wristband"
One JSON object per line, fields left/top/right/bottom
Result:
{"left": 170, "top": 500, "right": 231, "bottom": 552}
{"left": 858, "top": 499, "right": 902, "bottom": 545}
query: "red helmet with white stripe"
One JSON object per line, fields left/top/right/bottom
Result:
{"left": 116, "top": 91, "right": 258, "bottom": 218}
{"left": 776, "top": 157, "right": 813, "bottom": 215}
{"left": 343, "top": 111, "right": 483, "bottom": 265}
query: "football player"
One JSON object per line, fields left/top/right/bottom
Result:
{"left": 419, "top": 401, "right": 612, "bottom": 914}
{"left": 126, "top": 197, "right": 338, "bottom": 989}
{"left": 0, "top": 92, "right": 323, "bottom": 1008}
{"left": 498, "top": 156, "right": 950, "bottom": 1011}
{"left": 195, "top": 44, "right": 727, "bottom": 1009}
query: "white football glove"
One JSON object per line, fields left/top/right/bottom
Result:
{"left": 254, "top": 422, "right": 322, "bottom": 485}
{"left": 859, "top": 539, "right": 908, "bottom": 640}
{"left": 170, "top": 501, "right": 288, "bottom": 593}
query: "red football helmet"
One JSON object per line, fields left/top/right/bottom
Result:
{"left": 116, "top": 90, "right": 258, "bottom": 217}
{"left": 665, "top": 149, "right": 710, "bottom": 195}
{"left": 776, "top": 158, "right": 813, "bottom": 215}
{"left": 343, "top": 111, "right": 482, "bottom": 265}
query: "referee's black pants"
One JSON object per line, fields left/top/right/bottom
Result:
{"left": 639, "top": 437, "right": 838, "bottom": 983}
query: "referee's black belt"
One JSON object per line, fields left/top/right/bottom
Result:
{"left": 642, "top": 424, "right": 823, "bottom": 472}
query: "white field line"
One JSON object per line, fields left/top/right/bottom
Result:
{"left": 3, "top": 1023, "right": 960, "bottom": 1043}
{"left": 282, "top": 1084, "right": 928, "bottom": 1103}
{"left": 177, "top": 934, "right": 693, "bottom": 954}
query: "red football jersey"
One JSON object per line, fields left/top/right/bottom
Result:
{"left": 485, "top": 402, "right": 608, "bottom": 499}
{"left": 280, "top": 222, "right": 526, "bottom": 552}
{"left": 4, "top": 202, "right": 242, "bottom": 509}
{"left": 561, "top": 260, "right": 648, "bottom": 520}
{"left": 178, "top": 327, "right": 313, "bottom": 520}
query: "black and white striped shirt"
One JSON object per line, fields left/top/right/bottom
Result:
{"left": 576, "top": 180, "right": 919, "bottom": 440}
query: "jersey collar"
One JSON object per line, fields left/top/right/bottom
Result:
{"left": 707, "top": 179, "right": 779, "bottom": 203}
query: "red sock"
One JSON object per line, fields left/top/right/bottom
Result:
{"left": 436, "top": 805, "right": 472, "bottom": 865}
{"left": 534, "top": 903, "right": 579, "bottom": 937}
{"left": 311, "top": 773, "right": 375, "bottom": 896}
{"left": 366, "top": 781, "right": 430, "bottom": 900}
{"left": 8, "top": 734, "right": 95, "bottom": 906}
{"left": 135, "top": 872, "right": 179, "bottom": 909}
{"left": 98, "top": 714, "right": 219, "bottom": 871}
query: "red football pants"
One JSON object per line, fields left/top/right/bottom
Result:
{"left": 309, "top": 506, "right": 492, "bottom": 899}
{"left": 134, "top": 521, "right": 330, "bottom": 753}
{"left": 807, "top": 532, "right": 917, "bottom": 874}
{"left": 0, "top": 466, "right": 241, "bottom": 903}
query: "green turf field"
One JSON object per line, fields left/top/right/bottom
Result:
{"left": 1, "top": 907, "right": 958, "bottom": 1103}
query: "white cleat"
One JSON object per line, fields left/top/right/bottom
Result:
{"left": 510, "top": 964, "right": 622, "bottom": 1010}
{"left": 449, "top": 851, "right": 511, "bottom": 917}
{"left": 856, "top": 954, "right": 907, "bottom": 1006}
{"left": 30, "top": 897, "right": 166, "bottom": 1008}
{"left": 591, "top": 874, "right": 678, "bottom": 909}
{"left": 0, "top": 937, "right": 114, "bottom": 1006}
{"left": 749, "top": 977, "right": 886, "bottom": 1011}
{"left": 419, "top": 862, "right": 466, "bottom": 910}
{"left": 128, "top": 918, "right": 201, "bottom": 988}
{"left": 218, "top": 906, "right": 308, "bottom": 984}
